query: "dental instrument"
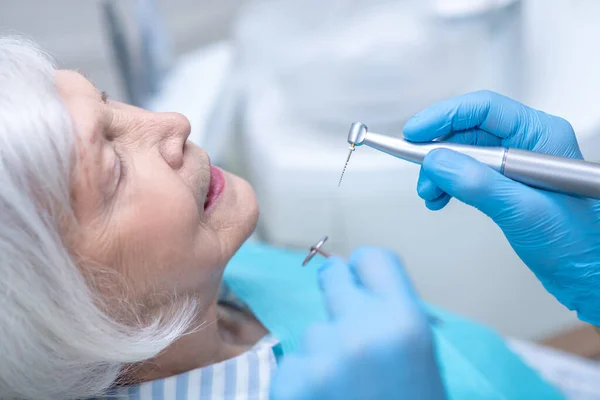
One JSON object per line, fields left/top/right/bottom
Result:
{"left": 338, "top": 146, "right": 355, "bottom": 187}
{"left": 339, "top": 122, "right": 600, "bottom": 199}
{"left": 302, "top": 236, "right": 331, "bottom": 266}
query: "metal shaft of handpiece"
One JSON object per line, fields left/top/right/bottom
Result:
{"left": 360, "top": 130, "right": 600, "bottom": 199}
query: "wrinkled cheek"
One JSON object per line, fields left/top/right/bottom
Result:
{"left": 145, "top": 208, "right": 225, "bottom": 302}
{"left": 187, "top": 233, "right": 228, "bottom": 293}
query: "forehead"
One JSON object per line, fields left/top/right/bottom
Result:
{"left": 55, "top": 70, "right": 105, "bottom": 145}
{"left": 58, "top": 70, "right": 107, "bottom": 224}
{"left": 55, "top": 70, "right": 100, "bottom": 99}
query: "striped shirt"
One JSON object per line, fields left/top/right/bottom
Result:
{"left": 94, "top": 335, "right": 279, "bottom": 400}
{"left": 92, "top": 284, "right": 279, "bottom": 400}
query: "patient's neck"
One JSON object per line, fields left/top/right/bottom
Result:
{"left": 128, "top": 302, "right": 268, "bottom": 384}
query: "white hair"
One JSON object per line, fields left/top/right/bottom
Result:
{"left": 0, "top": 36, "right": 196, "bottom": 399}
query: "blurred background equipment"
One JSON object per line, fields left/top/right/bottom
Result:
{"left": 235, "top": 0, "right": 522, "bottom": 134}
{"left": 100, "top": 0, "right": 237, "bottom": 166}
{"left": 3, "top": 0, "right": 600, "bottom": 347}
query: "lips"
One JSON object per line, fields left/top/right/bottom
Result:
{"left": 204, "top": 166, "right": 226, "bottom": 212}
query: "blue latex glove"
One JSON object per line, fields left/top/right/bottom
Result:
{"left": 270, "top": 247, "right": 446, "bottom": 400}
{"left": 403, "top": 90, "right": 600, "bottom": 326}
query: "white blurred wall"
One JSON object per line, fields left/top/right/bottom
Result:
{"left": 0, "top": 0, "right": 244, "bottom": 100}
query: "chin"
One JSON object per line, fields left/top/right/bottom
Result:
{"left": 211, "top": 171, "right": 259, "bottom": 255}
{"left": 232, "top": 174, "right": 260, "bottom": 240}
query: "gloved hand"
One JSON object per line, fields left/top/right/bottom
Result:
{"left": 270, "top": 247, "right": 446, "bottom": 400}
{"left": 403, "top": 90, "right": 600, "bottom": 325}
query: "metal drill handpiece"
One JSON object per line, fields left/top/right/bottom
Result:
{"left": 338, "top": 145, "right": 355, "bottom": 187}
{"left": 338, "top": 122, "right": 369, "bottom": 187}
{"left": 347, "top": 122, "right": 368, "bottom": 146}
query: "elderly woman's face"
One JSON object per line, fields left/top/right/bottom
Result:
{"left": 58, "top": 70, "right": 258, "bottom": 312}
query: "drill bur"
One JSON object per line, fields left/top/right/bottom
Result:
{"left": 338, "top": 144, "right": 355, "bottom": 187}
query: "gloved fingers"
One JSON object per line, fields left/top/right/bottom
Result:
{"left": 302, "top": 321, "right": 342, "bottom": 354}
{"left": 417, "top": 168, "right": 445, "bottom": 201}
{"left": 417, "top": 169, "right": 452, "bottom": 210}
{"left": 348, "top": 247, "right": 420, "bottom": 304}
{"left": 318, "top": 257, "right": 363, "bottom": 319}
{"left": 422, "top": 148, "right": 548, "bottom": 222}
{"left": 273, "top": 353, "right": 339, "bottom": 400}
{"left": 442, "top": 128, "right": 503, "bottom": 147}
{"left": 502, "top": 113, "right": 583, "bottom": 159}
{"left": 425, "top": 193, "right": 451, "bottom": 211}
{"left": 270, "top": 355, "right": 311, "bottom": 400}
{"left": 403, "top": 90, "right": 548, "bottom": 146}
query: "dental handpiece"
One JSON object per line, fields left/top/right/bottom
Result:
{"left": 343, "top": 122, "right": 600, "bottom": 199}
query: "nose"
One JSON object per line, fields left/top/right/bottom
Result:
{"left": 157, "top": 112, "right": 192, "bottom": 170}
